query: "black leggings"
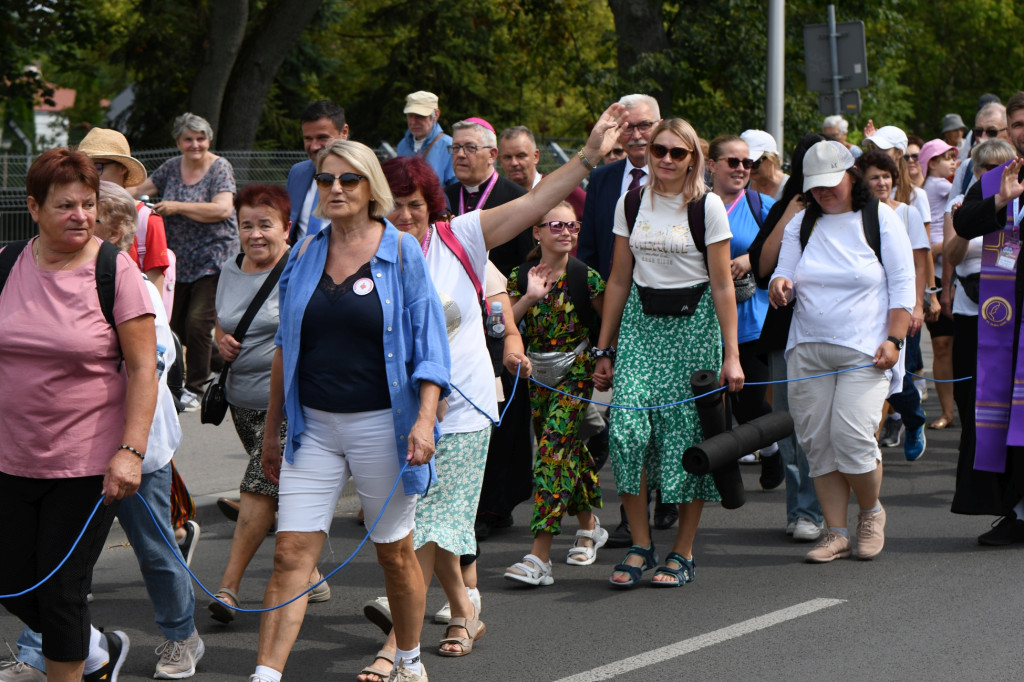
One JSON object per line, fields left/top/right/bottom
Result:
{"left": 0, "top": 474, "right": 117, "bottom": 662}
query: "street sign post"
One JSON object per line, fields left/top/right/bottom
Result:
{"left": 804, "top": 6, "right": 867, "bottom": 116}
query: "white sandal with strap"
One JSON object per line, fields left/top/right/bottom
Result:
{"left": 503, "top": 553, "right": 554, "bottom": 586}
{"left": 566, "top": 516, "right": 609, "bottom": 566}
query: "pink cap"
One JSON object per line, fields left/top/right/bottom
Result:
{"left": 464, "top": 117, "right": 494, "bottom": 133}
{"left": 918, "top": 138, "right": 957, "bottom": 176}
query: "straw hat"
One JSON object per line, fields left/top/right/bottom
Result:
{"left": 77, "top": 128, "right": 148, "bottom": 187}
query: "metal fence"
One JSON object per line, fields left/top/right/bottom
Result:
{"left": 1, "top": 138, "right": 587, "bottom": 244}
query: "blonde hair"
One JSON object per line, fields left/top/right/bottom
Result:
{"left": 645, "top": 118, "right": 707, "bottom": 205}
{"left": 97, "top": 180, "right": 138, "bottom": 252}
{"left": 314, "top": 139, "right": 394, "bottom": 220}
{"left": 527, "top": 201, "right": 575, "bottom": 260}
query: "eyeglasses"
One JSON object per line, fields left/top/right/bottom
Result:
{"left": 622, "top": 121, "right": 656, "bottom": 134}
{"left": 650, "top": 144, "right": 692, "bottom": 161}
{"left": 448, "top": 144, "right": 493, "bottom": 156}
{"left": 539, "top": 220, "right": 580, "bottom": 235}
{"left": 903, "top": 153, "right": 919, "bottom": 162}
{"left": 719, "top": 157, "right": 754, "bottom": 170}
{"left": 314, "top": 172, "right": 366, "bottom": 191}
{"left": 973, "top": 127, "right": 1006, "bottom": 139}
{"left": 608, "top": 148, "right": 625, "bottom": 157}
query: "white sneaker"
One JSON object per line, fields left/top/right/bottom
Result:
{"left": 433, "top": 587, "right": 482, "bottom": 624}
{"left": 793, "top": 517, "right": 824, "bottom": 542}
{"left": 739, "top": 452, "right": 758, "bottom": 464}
{"left": 179, "top": 390, "right": 201, "bottom": 413}
{"left": 786, "top": 520, "right": 797, "bottom": 536}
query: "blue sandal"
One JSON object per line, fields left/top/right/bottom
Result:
{"left": 651, "top": 552, "right": 695, "bottom": 587}
{"left": 608, "top": 544, "right": 658, "bottom": 588}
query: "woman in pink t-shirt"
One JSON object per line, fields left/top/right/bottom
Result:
{"left": 0, "top": 149, "right": 157, "bottom": 682}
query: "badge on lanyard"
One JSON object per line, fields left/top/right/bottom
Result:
{"left": 1002, "top": 199, "right": 1024, "bottom": 271}
{"left": 353, "top": 277, "right": 374, "bottom": 295}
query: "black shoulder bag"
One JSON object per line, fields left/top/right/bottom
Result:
{"left": 201, "top": 253, "right": 288, "bottom": 425}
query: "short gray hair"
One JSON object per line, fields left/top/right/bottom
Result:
{"left": 499, "top": 125, "right": 536, "bottom": 149}
{"left": 823, "top": 115, "right": 849, "bottom": 134}
{"left": 618, "top": 94, "right": 661, "bottom": 120}
{"left": 971, "top": 138, "right": 1015, "bottom": 168}
{"left": 171, "top": 112, "right": 214, "bottom": 142}
{"left": 976, "top": 102, "right": 1007, "bottom": 126}
{"left": 452, "top": 120, "right": 497, "bottom": 148}
{"left": 97, "top": 180, "right": 139, "bottom": 252}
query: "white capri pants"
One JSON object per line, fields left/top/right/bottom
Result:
{"left": 277, "top": 407, "right": 417, "bottom": 544}
{"left": 787, "top": 342, "right": 890, "bottom": 477}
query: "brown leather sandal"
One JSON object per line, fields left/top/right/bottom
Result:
{"left": 438, "top": 616, "right": 486, "bottom": 657}
{"left": 357, "top": 648, "right": 394, "bottom": 682}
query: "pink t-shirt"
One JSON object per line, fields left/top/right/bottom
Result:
{"left": 0, "top": 237, "right": 155, "bottom": 478}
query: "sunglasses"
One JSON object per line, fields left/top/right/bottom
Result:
{"left": 718, "top": 157, "right": 754, "bottom": 170}
{"left": 539, "top": 220, "right": 580, "bottom": 235}
{"left": 650, "top": 144, "right": 692, "bottom": 161}
{"left": 903, "top": 153, "right": 919, "bottom": 162}
{"left": 750, "top": 157, "right": 764, "bottom": 171}
{"left": 973, "top": 127, "right": 1006, "bottom": 139}
{"left": 314, "top": 172, "right": 366, "bottom": 191}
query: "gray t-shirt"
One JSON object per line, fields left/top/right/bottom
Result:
{"left": 215, "top": 255, "right": 281, "bottom": 410}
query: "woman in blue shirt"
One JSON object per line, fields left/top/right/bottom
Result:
{"left": 707, "top": 135, "right": 782, "bottom": 488}
{"left": 250, "top": 140, "right": 451, "bottom": 682}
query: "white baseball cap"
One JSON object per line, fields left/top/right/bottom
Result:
{"left": 802, "top": 141, "right": 854, "bottom": 192}
{"left": 741, "top": 129, "right": 778, "bottom": 161}
{"left": 865, "top": 125, "right": 908, "bottom": 151}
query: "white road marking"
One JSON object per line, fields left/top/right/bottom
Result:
{"left": 551, "top": 597, "right": 846, "bottom": 682}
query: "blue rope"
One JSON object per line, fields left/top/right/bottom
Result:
{"left": 1, "top": 462, "right": 410, "bottom": 612}
{"left": 0, "top": 496, "right": 107, "bottom": 599}
{"left": 2, "top": 360, "right": 977, "bottom": 602}
{"left": 450, "top": 362, "right": 521, "bottom": 425}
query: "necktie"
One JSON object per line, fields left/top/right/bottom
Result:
{"left": 628, "top": 168, "right": 646, "bottom": 191}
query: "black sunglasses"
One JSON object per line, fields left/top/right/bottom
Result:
{"left": 314, "top": 172, "right": 366, "bottom": 191}
{"left": 720, "top": 157, "right": 754, "bottom": 170}
{"left": 650, "top": 144, "right": 692, "bottom": 161}
{"left": 539, "top": 220, "right": 580, "bottom": 235}
{"left": 903, "top": 153, "right": 919, "bottom": 162}
{"left": 973, "top": 127, "right": 1006, "bottom": 139}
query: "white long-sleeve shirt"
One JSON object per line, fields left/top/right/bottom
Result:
{"left": 771, "top": 203, "right": 915, "bottom": 393}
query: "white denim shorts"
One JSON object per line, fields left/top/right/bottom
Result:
{"left": 277, "top": 407, "right": 417, "bottom": 543}
{"left": 788, "top": 343, "right": 889, "bottom": 477}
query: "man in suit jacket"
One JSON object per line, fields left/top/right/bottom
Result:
{"left": 444, "top": 117, "right": 528, "bottom": 276}
{"left": 497, "top": 125, "right": 586, "bottom": 220}
{"left": 286, "top": 100, "right": 349, "bottom": 244}
{"left": 577, "top": 94, "right": 661, "bottom": 280}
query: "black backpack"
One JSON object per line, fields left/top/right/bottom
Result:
{"left": 0, "top": 239, "right": 120, "bottom": 325}
{"left": 514, "top": 256, "right": 600, "bottom": 347}
{"left": 798, "top": 197, "right": 882, "bottom": 264}
{"left": 624, "top": 186, "right": 711, "bottom": 271}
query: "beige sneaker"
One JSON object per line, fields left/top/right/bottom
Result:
{"left": 804, "top": 530, "right": 852, "bottom": 563}
{"left": 856, "top": 506, "right": 886, "bottom": 560}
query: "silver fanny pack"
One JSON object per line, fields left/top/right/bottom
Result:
{"left": 527, "top": 340, "right": 589, "bottom": 387}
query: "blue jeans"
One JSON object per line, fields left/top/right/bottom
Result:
{"left": 886, "top": 370, "right": 926, "bottom": 431}
{"left": 769, "top": 350, "right": 823, "bottom": 525}
{"left": 17, "top": 462, "right": 196, "bottom": 670}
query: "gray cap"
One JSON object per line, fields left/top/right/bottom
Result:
{"left": 941, "top": 113, "right": 967, "bottom": 134}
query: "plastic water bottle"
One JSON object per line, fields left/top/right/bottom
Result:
{"left": 486, "top": 302, "right": 506, "bottom": 338}
{"left": 156, "top": 343, "right": 167, "bottom": 378}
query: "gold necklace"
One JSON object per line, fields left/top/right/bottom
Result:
{"left": 34, "top": 242, "right": 85, "bottom": 270}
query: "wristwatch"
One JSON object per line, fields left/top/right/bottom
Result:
{"left": 886, "top": 336, "right": 905, "bottom": 350}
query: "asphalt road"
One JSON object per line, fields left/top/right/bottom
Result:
{"left": 3, "top": 384, "right": 1023, "bottom": 681}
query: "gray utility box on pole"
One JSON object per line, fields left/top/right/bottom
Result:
{"left": 804, "top": 12, "right": 867, "bottom": 115}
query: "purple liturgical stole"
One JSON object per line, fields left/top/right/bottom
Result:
{"left": 975, "top": 163, "right": 1024, "bottom": 472}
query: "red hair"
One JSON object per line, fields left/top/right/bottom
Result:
{"left": 235, "top": 183, "right": 291, "bottom": 225}
{"left": 381, "top": 156, "right": 447, "bottom": 222}
{"left": 26, "top": 148, "right": 99, "bottom": 205}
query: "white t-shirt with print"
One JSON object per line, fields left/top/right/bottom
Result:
{"left": 425, "top": 210, "right": 497, "bottom": 433}
{"left": 612, "top": 190, "right": 731, "bottom": 289}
